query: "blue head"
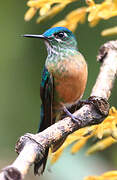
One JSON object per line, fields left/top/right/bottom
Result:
{"left": 23, "top": 27, "right": 78, "bottom": 54}
{"left": 43, "top": 27, "right": 75, "bottom": 39}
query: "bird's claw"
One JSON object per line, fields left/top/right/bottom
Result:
{"left": 70, "top": 115, "right": 81, "bottom": 124}
{"left": 63, "top": 106, "right": 81, "bottom": 125}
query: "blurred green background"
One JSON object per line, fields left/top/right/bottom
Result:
{"left": 0, "top": 1, "right": 117, "bottom": 180}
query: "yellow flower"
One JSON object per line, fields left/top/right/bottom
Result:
{"left": 24, "top": 7, "right": 37, "bottom": 21}
{"left": 101, "top": 26, "right": 117, "bottom": 36}
{"left": 36, "top": 3, "right": 66, "bottom": 24}
{"left": 25, "top": 0, "right": 77, "bottom": 24}
{"left": 24, "top": 0, "right": 117, "bottom": 36}
{"left": 86, "top": 137, "right": 116, "bottom": 155}
{"left": 40, "top": 3, "right": 51, "bottom": 16}
{"left": 25, "top": 0, "right": 117, "bottom": 34}
{"left": 85, "top": 171, "right": 117, "bottom": 180}
{"left": 52, "top": 7, "right": 87, "bottom": 31}
{"left": 50, "top": 107, "right": 117, "bottom": 163}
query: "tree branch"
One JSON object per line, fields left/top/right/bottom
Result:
{"left": 0, "top": 40, "right": 117, "bottom": 180}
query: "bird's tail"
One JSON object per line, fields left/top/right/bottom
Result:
{"left": 34, "top": 104, "right": 52, "bottom": 175}
{"left": 34, "top": 147, "right": 49, "bottom": 175}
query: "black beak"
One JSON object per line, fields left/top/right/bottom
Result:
{"left": 23, "top": 34, "right": 46, "bottom": 40}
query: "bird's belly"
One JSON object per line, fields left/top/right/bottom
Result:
{"left": 54, "top": 76, "right": 83, "bottom": 105}
{"left": 54, "top": 66, "right": 87, "bottom": 108}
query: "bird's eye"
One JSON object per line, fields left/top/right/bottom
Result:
{"left": 54, "top": 32, "right": 66, "bottom": 39}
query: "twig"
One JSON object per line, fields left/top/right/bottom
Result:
{"left": 0, "top": 40, "right": 117, "bottom": 180}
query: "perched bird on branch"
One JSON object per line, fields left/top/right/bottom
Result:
{"left": 23, "top": 27, "right": 88, "bottom": 175}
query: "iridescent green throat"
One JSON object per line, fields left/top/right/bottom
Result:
{"left": 45, "top": 39, "right": 78, "bottom": 67}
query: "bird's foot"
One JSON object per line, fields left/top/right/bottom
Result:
{"left": 63, "top": 106, "right": 80, "bottom": 124}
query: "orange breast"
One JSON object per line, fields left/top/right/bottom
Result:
{"left": 53, "top": 53, "right": 88, "bottom": 108}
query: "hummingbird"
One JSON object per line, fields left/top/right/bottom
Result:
{"left": 23, "top": 27, "right": 88, "bottom": 175}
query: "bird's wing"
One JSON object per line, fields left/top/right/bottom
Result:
{"left": 34, "top": 66, "right": 53, "bottom": 175}
{"left": 39, "top": 65, "right": 53, "bottom": 132}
